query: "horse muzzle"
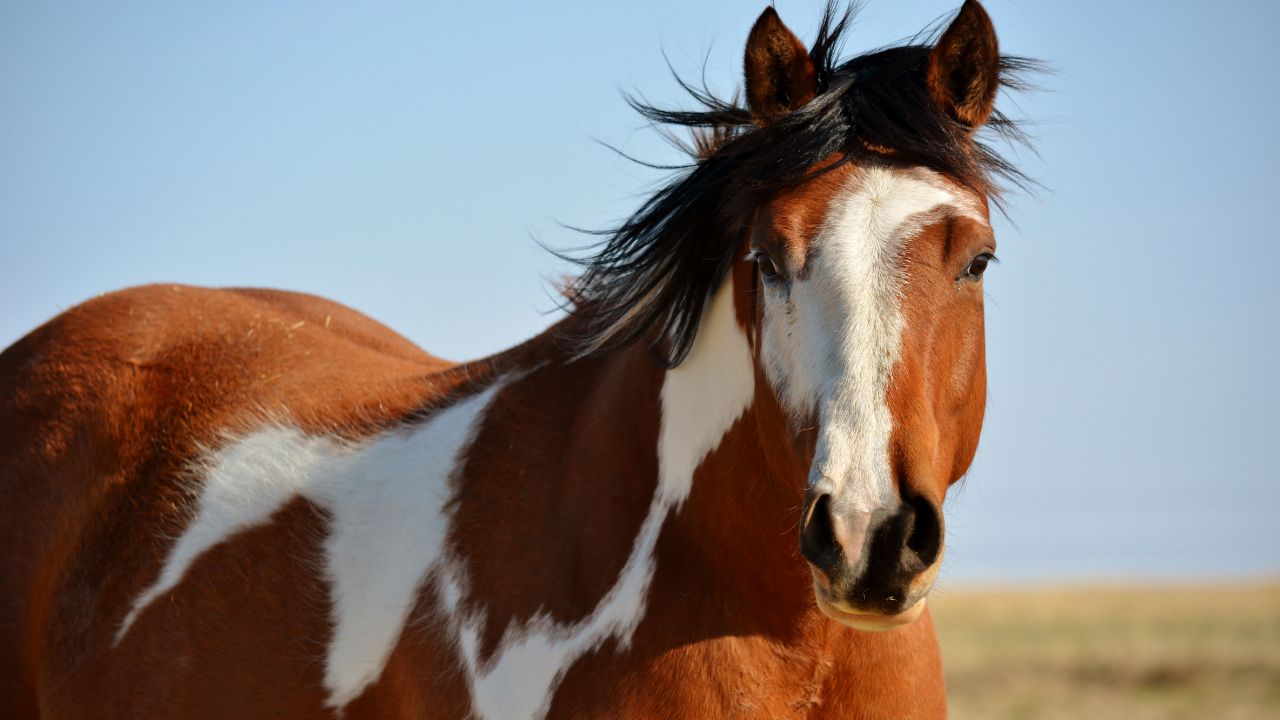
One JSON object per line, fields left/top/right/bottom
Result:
{"left": 798, "top": 490, "right": 943, "bottom": 630}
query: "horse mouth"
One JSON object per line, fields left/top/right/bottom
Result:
{"left": 810, "top": 574, "right": 928, "bottom": 631}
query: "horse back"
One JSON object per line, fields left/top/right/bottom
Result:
{"left": 0, "top": 284, "right": 453, "bottom": 718}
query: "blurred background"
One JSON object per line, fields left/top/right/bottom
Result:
{"left": 2, "top": 1, "right": 1276, "bottom": 717}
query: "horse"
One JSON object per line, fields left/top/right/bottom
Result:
{"left": 0, "top": 2, "right": 1033, "bottom": 717}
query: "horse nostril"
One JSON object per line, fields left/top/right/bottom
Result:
{"left": 902, "top": 495, "right": 942, "bottom": 572}
{"left": 799, "top": 493, "right": 841, "bottom": 572}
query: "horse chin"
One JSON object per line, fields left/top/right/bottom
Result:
{"left": 810, "top": 578, "right": 928, "bottom": 632}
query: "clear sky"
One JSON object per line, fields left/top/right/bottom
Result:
{"left": 2, "top": 0, "right": 1277, "bottom": 583}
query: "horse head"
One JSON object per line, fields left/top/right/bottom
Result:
{"left": 572, "top": 0, "right": 1021, "bottom": 632}
{"left": 741, "top": 1, "right": 1000, "bottom": 630}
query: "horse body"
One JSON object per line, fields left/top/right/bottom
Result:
{"left": 2, "top": 2, "right": 1029, "bottom": 717}
{"left": 1, "top": 282, "right": 943, "bottom": 718}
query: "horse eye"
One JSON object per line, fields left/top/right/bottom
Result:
{"left": 757, "top": 254, "right": 780, "bottom": 279}
{"left": 966, "top": 253, "right": 993, "bottom": 279}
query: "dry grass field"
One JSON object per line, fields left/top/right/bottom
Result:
{"left": 930, "top": 582, "right": 1280, "bottom": 720}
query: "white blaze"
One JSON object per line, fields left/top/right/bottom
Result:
{"left": 759, "top": 167, "right": 967, "bottom": 573}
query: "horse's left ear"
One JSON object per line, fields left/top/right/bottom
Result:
{"left": 744, "top": 7, "right": 817, "bottom": 126}
{"left": 926, "top": 0, "right": 1001, "bottom": 130}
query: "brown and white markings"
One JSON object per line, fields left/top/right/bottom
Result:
{"left": 0, "top": 2, "right": 1033, "bottom": 718}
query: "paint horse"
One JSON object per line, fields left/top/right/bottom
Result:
{"left": 0, "top": 2, "right": 1031, "bottom": 717}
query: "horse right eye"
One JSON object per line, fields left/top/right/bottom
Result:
{"left": 757, "top": 254, "right": 780, "bottom": 280}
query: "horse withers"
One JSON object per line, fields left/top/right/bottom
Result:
{"left": 0, "top": 2, "right": 1032, "bottom": 717}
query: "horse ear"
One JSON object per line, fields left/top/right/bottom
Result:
{"left": 744, "top": 7, "right": 817, "bottom": 126}
{"left": 926, "top": 0, "right": 1001, "bottom": 130}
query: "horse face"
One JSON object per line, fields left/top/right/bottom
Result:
{"left": 746, "top": 162, "right": 992, "bottom": 629}
{"left": 741, "top": 1, "right": 1002, "bottom": 629}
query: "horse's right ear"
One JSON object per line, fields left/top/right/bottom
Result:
{"left": 744, "top": 7, "right": 817, "bottom": 126}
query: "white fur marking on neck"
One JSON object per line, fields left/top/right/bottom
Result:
{"left": 657, "top": 280, "right": 757, "bottom": 506}
{"left": 445, "top": 279, "right": 755, "bottom": 720}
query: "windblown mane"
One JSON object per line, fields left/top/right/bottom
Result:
{"left": 562, "top": 1, "right": 1039, "bottom": 366}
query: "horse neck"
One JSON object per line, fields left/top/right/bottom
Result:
{"left": 570, "top": 277, "right": 817, "bottom": 636}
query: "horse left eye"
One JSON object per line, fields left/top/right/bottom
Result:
{"left": 966, "top": 253, "right": 994, "bottom": 279}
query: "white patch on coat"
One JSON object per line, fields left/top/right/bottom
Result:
{"left": 759, "top": 167, "right": 984, "bottom": 574}
{"left": 115, "top": 382, "right": 507, "bottom": 708}
{"left": 315, "top": 388, "right": 504, "bottom": 707}
{"left": 656, "top": 279, "right": 757, "bottom": 506}
{"left": 443, "top": 278, "right": 755, "bottom": 720}
{"left": 114, "top": 280, "right": 755, "bottom": 717}
{"left": 114, "top": 427, "right": 324, "bottom": 645}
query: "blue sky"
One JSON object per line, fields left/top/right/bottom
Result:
{"left": 3, "top": 0, "right": 1277, "bottom": 583}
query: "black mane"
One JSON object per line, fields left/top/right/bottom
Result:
{"left": 561, "top": 2, "right": 1039, "bottom": 366}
